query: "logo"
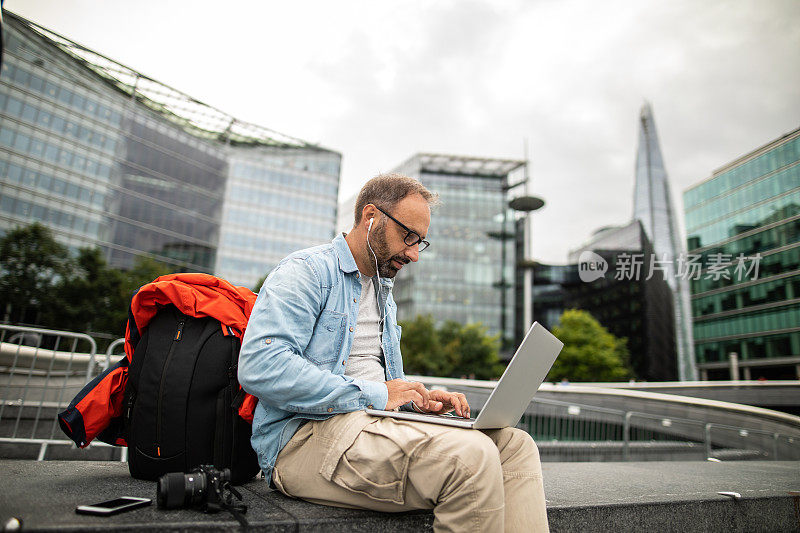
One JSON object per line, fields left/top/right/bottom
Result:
{"left": 578, "top": 251, "right": 607, "bottom": 282}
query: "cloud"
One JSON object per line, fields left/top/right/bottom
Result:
{"left": 6, "top": 0, "right": 800, "bottom": 264}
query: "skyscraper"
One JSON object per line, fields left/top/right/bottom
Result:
{"left": 633, "top": 103, "right": 697, "bottom": 380}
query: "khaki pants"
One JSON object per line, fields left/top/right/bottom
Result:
{"left": 272, "top": 411, "right": 549, "bottom": 533}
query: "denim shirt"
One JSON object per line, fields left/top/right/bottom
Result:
{"left": 238, "top": 233, "right": 405, "bottom": 479}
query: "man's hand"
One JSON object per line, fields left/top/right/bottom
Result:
{"left": 385, "top": 379, "right": 440, "bottom": 411}
{"left": 415, "top": 389, "right": 470, "bottom": 418}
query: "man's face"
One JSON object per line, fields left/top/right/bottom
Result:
{"left": 366, "top": 194, "right": 431, "bottom": 278}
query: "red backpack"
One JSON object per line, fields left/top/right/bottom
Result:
{"left": 58, "top": 274, "right": 259, "bottom": 465}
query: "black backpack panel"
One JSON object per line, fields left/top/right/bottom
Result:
{"left": 124, "top": 305, "right": 259, "bottom": 484}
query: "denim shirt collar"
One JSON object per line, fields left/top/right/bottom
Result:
{"left": 333, "top": 233, "right": 358, "bottom": 274}
{"left": 333, "top": 233, "right": 394, "bottom": 289}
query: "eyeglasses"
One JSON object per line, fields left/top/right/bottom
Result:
{"left": 374, "top": 205, "right": 430, "bottom": 252}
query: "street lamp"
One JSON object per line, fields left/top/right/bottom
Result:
{"left": 509, "top": 194, "right": 544, "bottom": 341}
{"left": 490, "top": 164, "right": 545, "bottom": 354}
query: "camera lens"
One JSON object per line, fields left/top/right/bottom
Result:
{"left": 157, "top": 472, "right": 207, "bottom": 509}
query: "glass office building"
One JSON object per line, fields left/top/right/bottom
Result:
{"left": 391, "top": 154, "right": 525, "bottom": 351}
{"left": 561, "top": 221, "right": 678, "bottom": 381}
{"left": 1, "top": 12, "right": 340, "bottom": 289}
{"left": 683, "top": 126, "right": 800, "bottom": 380}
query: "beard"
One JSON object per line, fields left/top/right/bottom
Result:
{"left": 367, "top": 220, "right": 410, "bottom": 278}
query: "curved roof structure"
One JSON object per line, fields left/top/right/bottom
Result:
{"left": 8, "top": 10, "right": 324, "bottom": 150}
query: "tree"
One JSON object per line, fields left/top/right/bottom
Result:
{"left": 0, "top": 223, "right": 71, "bottom": 324}
{"left": 0, "top": 222, "right": 173, "bottom": 338}
{"left": 43, "top": 247, "right": 126, "bottom": 335}
{"left": 399, "top": 315, "right": 453, "bottom": 376}
{"left": 549, "top": 309, "right": 632, "bottom": 382}
{"left": 440, "top": 321, "right": 504, "bottom": 380}
{"left": 121, "top": 256, "right": 173, "bottom": 298}
{"left": 399, "top": 315, "right": 504, "bottom": 379}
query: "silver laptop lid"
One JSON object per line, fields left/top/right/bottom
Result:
{"left": 473, "top": 322, "right": 564, "bottom": 429}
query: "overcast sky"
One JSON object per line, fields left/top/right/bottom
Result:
{"left": 6, "top": 0, "right": 799, "bottom": 264}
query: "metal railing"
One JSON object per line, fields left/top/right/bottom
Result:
{"left": 0, "top": 325, "right": 124, "bottom": 461}
{"left": 104, "top": 338, "right": 126, "bottom": 371}
{"left": 1, "top": 326, "right": 799, "bottom": 463}
{"left": 423, "top": 381, "right": 800, "bottom": 462}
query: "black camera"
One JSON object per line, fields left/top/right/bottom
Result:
{"left": 157, "top": 465, "right": 243, "bottom": 514}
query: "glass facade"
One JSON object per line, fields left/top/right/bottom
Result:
{"left": 683, "top": 127, "right": 800, "bottom": 380}
{"left": 216, "top": 148, "right": 340, "bottom": 288}
{"left": 391, "top": 154, "right": 522, "bottom": 351}
{"left": 1, "top": 25, "right": 122, "bottom": 256}
{"left": 633, "top": 103, "right": 696, "bottom": 380}
{"left": 1, "top": 12, "right": 340, "bottom": 287}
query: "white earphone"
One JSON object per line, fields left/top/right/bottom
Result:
{"left": 365, "top": 216, "right": 384, "bottom": 328}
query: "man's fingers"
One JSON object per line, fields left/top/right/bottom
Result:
{"left": 437, "top": 391, "right": 468, "bottom": 417}
{"left": 456, "top": 393, "right": 470, "bottom": 418}
{"left": 412, "top": 381, "right": 431, "bottom": 408}
{"left": 404, "top": 381, "right": 430, "bottom": 408}
{"left": 406, "top": 390, "right": 425, "bottom": 407}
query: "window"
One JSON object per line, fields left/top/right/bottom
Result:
{"left": 29, "top": 139, "right": 45, "bottom": 158}
{"left": 21, "top": 103, "right": 37, "bottom": 122}
{"left": 7, "top": 164, "right": 22, "bottom": 183}
{"left": 13, "top": 132, "right": 30, "bottom": 152}
{"left": 6, "top": 95, "right": 23, "bottom": 116}
{"left": 36, "top": 109, "right": 52, "bottom": 127}
{"left": 44, "top": 143, "right": 59, "bottom": 162}
{"left": 28, "top": 73, "right": 45, "bottom": 92}
{"left": 57, "top": 87, "right": 73, "bottom": 106}
{"left": 0, "top": 128, "right": 14, "bottom": 147}
{"left": 44, "top": 81, "right": 58, "bottom": 99}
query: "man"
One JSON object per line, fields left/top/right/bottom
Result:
{"left": 239, "top": 174, "right": 549, "bottom": 532}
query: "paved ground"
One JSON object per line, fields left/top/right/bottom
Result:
{"left": 0, "top": 460, "right": 798, "bottom": 532}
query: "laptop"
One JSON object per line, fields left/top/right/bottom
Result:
{"left": 365, "top": 321, "right": 564, "bottom": 429}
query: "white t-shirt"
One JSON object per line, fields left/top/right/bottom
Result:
{"left": 344, "top": 275, "right": 386, "bottom": 382}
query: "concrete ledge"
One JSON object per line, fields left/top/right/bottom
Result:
{"left": 544, "top": 461, "right": 800, "bottom": 532}
{"left": 1, "top": 460, "right": 798, "bottom": 532}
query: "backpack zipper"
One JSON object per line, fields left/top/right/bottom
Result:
{"left": 156, "top": 318, "right": 185, "bottom": 456}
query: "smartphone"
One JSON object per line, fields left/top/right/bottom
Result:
{"left": 76, "top": 497, "right": 152, "bottom": 516}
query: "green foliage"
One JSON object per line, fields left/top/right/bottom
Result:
{"left": 43, "top": 247, "right": 126, "bottom": 335}
{"left": 400, "top": 315, "right": 505, "bottom": 379}
{"left": 0, "top": 223, "right": 172, "bottom": 338}
{"left": 252, "top": 273, "right": 269, "bottom": 293}
{"left": 549, "top": 309, "right": 632, "bottom": 382}
{"left": 399, "top": 315, "right": 451, "bottom": 376}
{"left": 0, "top": 223, "right": 70, "bottom": 323}
{"left": 122, "top": 256, "right": 173, "bottom": 297}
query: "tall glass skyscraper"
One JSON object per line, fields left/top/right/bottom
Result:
{"left": 1, "top": 12, "right": 340, "bottom": 289}
{"left": 633, "top": 103, "right": 697, "bottom": 380}
{"left": 391, "top": 154, "right": 525, "bottom": 349}
{"left": 683, "top": 126, "right": 800, "bottom": 380}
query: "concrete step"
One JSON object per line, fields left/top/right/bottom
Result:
{"left": 0, "top": 460, "right": 798, "bottom": 532}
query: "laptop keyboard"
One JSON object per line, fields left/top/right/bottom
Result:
{"left": 411, "top": 412, "right": 476, "bottom": 423}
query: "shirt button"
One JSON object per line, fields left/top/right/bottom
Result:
{"left": 349, "top": 326, "right": 354, "bottom": 332}
{"left": 327, "top": 407, "right": 333, "bottom": 412}
{"left": 353, "top": 298, "right": 357, "bottom": 302}
{"left": 341, "top": 361, "right": 345, "bottom": 366}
